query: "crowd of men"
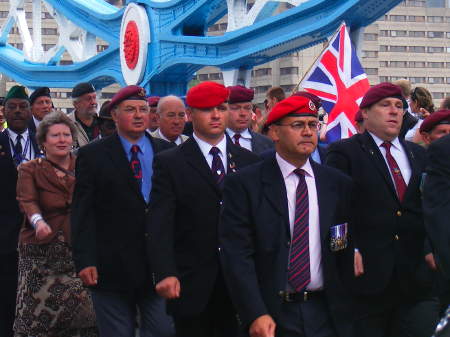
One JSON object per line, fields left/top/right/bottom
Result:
{"left": 0, "top": 79, "right": 449, "bottom": 337}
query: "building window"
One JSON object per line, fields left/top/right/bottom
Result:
{"left": 364, "top": 33, "right": 378, "bottom": 41}
{"left": 59, "top": 60, "right": 73, "bottom": 65}
{"left": 379, "top": 45, "right": 389, "bottom": 52}
{"left": 428, "top": 62, "right": 445, "bottom": 68}
{"left": 280, "top": 85, "right": 296, "bottom": 93}
{"left": 428, "top": 46, "right": 445, "bottom": 53}
{"left": 362, "top": 50, "right": 378, "bottom": 58}
{"left": 427, "top": 16, "right": 444, "bottom": 23}
{"left": 410, "top": 77, "right": 426, "bottom": 84}
{"left": 390, "top": 46, "right": 408, "bottom": 52}
{"left": 198, "top": 74, "right": 209, "bottom": 81}
{"left": 253, "top": 68, "right": 272, "bottom": 77}
{"left": 43, "top": 44, "right": 55, "bottom": 51}
{"left": 379, "top": 61, "right": 389, "bottom": 67}
{"left": 380, "top": 30, "right": 389, "bottom": 37}
{"left": 406, "top": 0, "right": 426, "bottom": 6}
{"left": 254, "top": 86, "right": 271, "bottom": 94}
{"left": 432, "top": 92, "right": 445, "bottom": 99}
{"left": 102, "top": 92, "right": 116, "bottom": 98}
{"left": 209, "top": 73, "right": 223, "bottom": 80}
{"left": 365, "top": 68, "right": 378, "bottom": 75}
{"left": 97, "top": 45, "right": 108, "bottom": 52}
{"left": 42, "top": 28, "right": 57, "bottom": 35}
{"left": 428, "top": 31, "right": 445, "bottom": 38}
{"left": 446, "top": 77, "right": 450, "bottom": 83}
{"left": 428, "top": 77, "right": 445, "bottom": 84}
{"left": 427, "top": 0, "right": 445, "bottom": 7}
{"left": 409, "top": 31, "right": 425, "bottom": 37}
{"left": 390, "top": 30, "right": 407, "bottom": 37}
{"left": 409, "top": 46, "right": 426, "bottom": 52}
{"left": 390, "top": 61, "right": 408, "bottom": 67}
{"left": 280, "top": 67, "right": 299, "bottom": 75}
{"left": 409, "top": 61, "right": 426, "bottom": 67}
{"left": 379, "top": 76, "right": 390, "bottom": 82}
{"left": 391, "top": 15, "right": 407, "bottom": 21}
{"left": 208, "top": 24, "right": 220, "bottom": 32}
{"left": 408, "top": 15, "right": 425, "bottom": 22}
{"left": 0, "top": 11, "right": 9, "bottom": 18}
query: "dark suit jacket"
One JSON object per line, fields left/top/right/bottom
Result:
{"left": 226, "top": 130, "right": 274, "bottom": 155}
{"left": 27, "top": 118, "right": 37, "bottom": 135}
{"left": 219, "top": 154, "right": 354, "bottom": 336}
{"left": 71, "top": 132, "right": 174, "bottom": 292}
{"left": 0, "top": 130, "right": 40, "bottom": 254}
{"left": 423, "top": 134, "right": 450, "bottom": 279}
{"left": 146, "top": 137, "right": 260, "bottom": 316}
{"left": 326, "top": 131, "right": 429, "bottom": 296}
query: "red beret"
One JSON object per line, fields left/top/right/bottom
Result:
{"left": 420, "top": 110, "right": 450, "bottom": 133}
{"left": 186, "top": 81, "right": 229, "bottom": 109}
{"left": 109, "top": 85, "right": 146, "bottom": 111}
{"left": 354, "top": 110, "right": 364, "bottom": 123}
{"left": 147, "top": 96, "right": 160, "bottom": 107}
{"left": 292, "top": 91, "right": 322, "bottom": 110}
{"left": 265, "top": 96, "right": 318, "bottom": 126}
{"left": 360, "top": 82, "right": 403, "bottom": 109}
{"left": 228, "top": 85, "right": 254, "bottom": 104}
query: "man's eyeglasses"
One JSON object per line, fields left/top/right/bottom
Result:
{"left": 275, "top": 121, "right": 321, "bottom": 131}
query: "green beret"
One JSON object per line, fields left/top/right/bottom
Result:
{"left": 5, "top": 85, "right": 29, "bottom": 103}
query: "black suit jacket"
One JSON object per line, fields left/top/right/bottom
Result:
{"left": 423, "top": 134, "right": 450, "bottom": 279}
{"left": 146, "top": 137, "right": 259, "bottom": 316}
{"left": 226, "top": 130, "right": 274, "bottom": 155}
{"left": 326, "top": 131, "right": 429, "bottom": 296}
{"left": 71, "top": 132, "right": 174, "bottom": 292}
{"left": 219, "top": 154, "right": 354, "bottom": 336}
{"left": 0, "top": 130, "right": 40, "bottom": 254}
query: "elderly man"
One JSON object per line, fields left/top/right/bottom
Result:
{"left": 226, "top": 85, "right": 273, "bottom": 155}
{"left": 220, "top": 96, "right": 354, "bottom": 337}
{"left": 151, "top": 95, "right": 188, "bottom": 145}
{"left": 147, "top": 96, "right": 160, "bottom": 132}
{"left": 419, "top": 110, "right": 450, "bottom": 146}
{"left": 71, "top": 85, "right": 175, "bottom": 337}
{"left": 68, "top": 82, "right": 99, "bottom": 148}
{"left": 28, "top": 87, "right": 53, "bottom": 134}
{"left": 147, "top": 81, "right": 259, "bottom": 337}
{"left": 327, "top": 82, "right": 439, "bottom": 337}
{"left": 0, "top": 86, "right": 40, "bottom": 337}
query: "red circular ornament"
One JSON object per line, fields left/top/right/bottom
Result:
{"left": 123, "top": 21, "right": 140, "bottom": 70}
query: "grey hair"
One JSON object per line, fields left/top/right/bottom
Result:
{"left": 156, "top": 95, "right": 185, "bottom": 114}
{"left": 35, "top": 111, "right": 78, "bottom": 149}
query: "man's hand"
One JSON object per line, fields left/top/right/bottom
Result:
{"left": 354, "top": 249, "right": 364, "bottom": 277}
{"left": 79, "top": 266, "right": 98, "bottom": 286}
{"left": 425, "top": 253, "right": 437, "bottom": 271}
{"left": 155, "top": 276, "right": 180, "bottom": 299}
{"left": 249, "top": 315, "right": 276, "bottom": 337}
{"left": 35, "top": 220, "right": 52, "bottom": 241}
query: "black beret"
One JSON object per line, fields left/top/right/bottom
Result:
{"left": 72, "top": 82, "right": 95, "bottom": 98}
{"left": 30, "top": 87, "right": 51, "bottom": 105}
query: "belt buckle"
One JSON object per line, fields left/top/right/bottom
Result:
{"left": 303, "top": 291, "right": 308, "bottom": 301}
{"left": 283, "top": 292, "right": 294, "bottom": 303}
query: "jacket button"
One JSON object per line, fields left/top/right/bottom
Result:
{"left": 396, "top": 210, "right": 402, "bottom": 216}
{"left": 144, "top": 232, "right": 150, "bottom": 238}
{"left": 145, "top": 208, "right": 149, "bottom": 214}
{"left": 286, "top": 241, "right": 290, "bottom": 247}
{"left": 394, "top": 234, "right": 399, "bottom": 241}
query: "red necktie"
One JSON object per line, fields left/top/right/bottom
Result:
{"left": 288, "top": 168, "right": 310, "bottom": 292}
{"left": 233, "top": 134, "right": 241, "bottom": 147}
{"left": 381, "top": 142, "right": 407, "bottom": 201}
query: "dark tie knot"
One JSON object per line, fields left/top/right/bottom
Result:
{"left": 381, "top": 141, "right": 392, "bottom": 152}
{"left": 233, "top": 134, "right": 241, "bottom": 140}
{"left": 210, "top": 146, "right": 220, "bottom": 156}
{"left": 131, "top": 144, "right": 141, "bottom": 154}
{"left": 293, "top": 168, "right": 306, "bottom": 177}
{"left": 16, "top": 134, "right": 23, "bottom": 141}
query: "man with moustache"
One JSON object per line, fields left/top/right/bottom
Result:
{"left": 226, "top": 85, "right": 273, "bottom": 155}
{"left": 28, "top": 87, "right": 53, "bottom": 134}
{"left": 71, "top": 85, "right": 175, "bottom": 337}
{"left": 0, "top": 86, "right": 40, "bottom": 337}
{"left": 68, "top": 82, "right": 99, "bottom": 148}
{"left": 219, "top": 96, "right": 354, "bottom": 337}
{"left": 327, "top": 83, "right": 438, "bottom": 337}
{"left": 151, "top": 95, "right": 188, "bottom": 145}
{"left": 147, "top": 81, "right": 259, "bottom": 337}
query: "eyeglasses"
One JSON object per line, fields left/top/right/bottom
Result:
{"left": 275, "top": 121, "right": 321, "bottom": 131}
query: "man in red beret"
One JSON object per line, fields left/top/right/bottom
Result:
{"left": 226, "top": 85, "right": 273, "bottom": 155}
{"left": 147, "top": 81, "right": 259, "bottom": 337}
{"left": 71, "top": 85, "right": 175, "bottom": 337}
{"left": 419, "top": 109, "right": 450, "bottom": 145}
{"left": 327, "top": 82, "right": 438, "bottom": 337}
{"left": 147, "top": 96, "right": 160, "bottom": 132}
{"left": 220, "top": 95, "right": 354, "bottom": 337}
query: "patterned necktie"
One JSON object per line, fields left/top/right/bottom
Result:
{"left": 210, "top": 146, "right": 225, "bottom": 185}
{"left": 13, "top": 134, "right": 23, "bottom": 167}
{"left": 130, "top": 144, "right": 142, "bottom": 188}
{"left": 288, "top": 168, "right": 311, "bottom": 292}
{"left": 233, "top": 134, "right": 241, "bottom": 147}
{"left": 381, "top": 142, "right": 407, "bottom": 201}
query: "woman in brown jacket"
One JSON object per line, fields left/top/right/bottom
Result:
{"left": 14, "top": 112, "right": 97, "bottom": 337}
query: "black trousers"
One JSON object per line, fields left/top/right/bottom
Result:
{"left": 173, "top": 277, "right": 238, "bottom": 337}
{"left": 354, "top": 278, "right": 440, "bottom": 337}
{"left": 0, "top": 251, "right": 18, "bottom": 337}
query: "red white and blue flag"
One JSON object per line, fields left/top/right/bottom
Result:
{"left": 300, "top": 23, "right": 370, "bottom": 143}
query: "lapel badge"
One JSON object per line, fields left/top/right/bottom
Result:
{"left": 139, "top": 88, "right": 146, "bottom": 97}
{"left": 369, "top": 149, "right": 374, "bottom": 155}
{"left": 230, "top": 161, "right": 236, "bottom": 172}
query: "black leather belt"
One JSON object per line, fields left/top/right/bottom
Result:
{"left": 278, "top": 290, "right": 324, "bottom": 303}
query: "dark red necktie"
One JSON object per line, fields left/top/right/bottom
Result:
{"left": 210, "top": 147, "right": 225, "bottom": 185}
{"left": 130, "top": 145, "right": 142, "bottom": 188}
{"left": 288, "top": 168, "right": 310, "bottom": 292}
{"left": 233, "top": 134, "right": 241, "bottom": 147}
{"left": 381, "top": 142, "right": 407, "bottom": 201}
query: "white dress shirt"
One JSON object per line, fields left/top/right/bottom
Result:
{"left": 156, "top": 128, "right": 183, "bottom": 145}
{"left": 226, "top": 128, "right": 252, "bottom": 152}
{"left": 193, "top": 133, "right": 228, "bottom": 172}
{"left": 368, "top": 132, "right": 411, "bottom": 186}
{"left": 32, "top": 116, "right": 41, "bottom": 129}
{"left": 6, "top": 128, "right": 35, "bottom": 163}
{"left": 276, "top": 154, "right": 323, "bottom": 291}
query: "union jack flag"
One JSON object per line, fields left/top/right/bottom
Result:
{"left": 300, "top": 23, "right": 370, "bottom": 143}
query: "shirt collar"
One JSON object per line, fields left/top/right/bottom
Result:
{"left": 33, "top": 116, "right": 40, "bottom": 127}
{"left": 227, "top": 128, "right": 252, "bottom": 140}
{"left": 7, "top": 128, "right": 29, "bottom": 142}
{"left": 119, "top": 133, "right": 147, "bottom": 154}
{"left": 157, "top": 128, "right": 181, "bottom": 144}
{"left": 276, "top": 153, "right": 314, "bottom": 180}
{"left": 368, "top": 131, "right": 402, "bottom": 151}
{"left": 193, "top": 132, "right": 227, "bottom": 158}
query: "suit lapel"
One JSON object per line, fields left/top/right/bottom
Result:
{"left": 311, "top": 161, "right": 333, "bottom": 244}
{"left": 105, "top": 134, "right": 145, "bottom": 203}
{"left": 360, "top": 132, "right": 398, "bottom": 200}
{"left": 261, "top": 154, "right": 290, "bottom": 235}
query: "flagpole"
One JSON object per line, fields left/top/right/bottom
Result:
{"left": 291, "top": 22, "right": 346, "bottom": 95}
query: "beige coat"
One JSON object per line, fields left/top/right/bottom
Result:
{"left": 67, "top": 112, "right": 90, "bottom": 148}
